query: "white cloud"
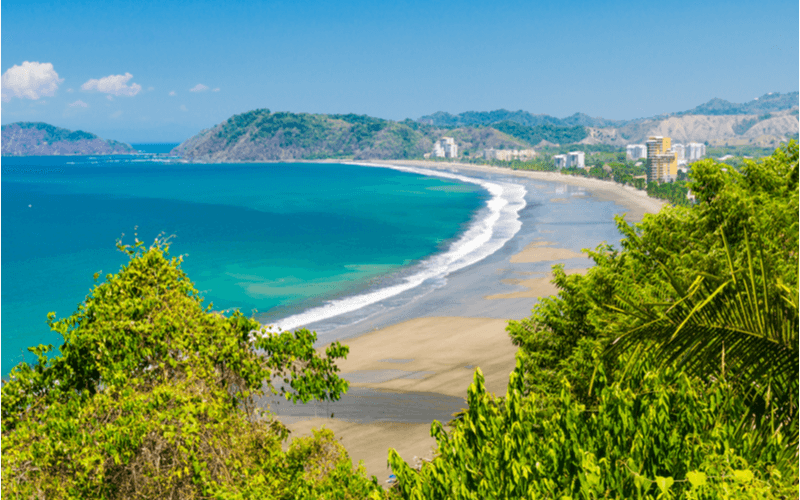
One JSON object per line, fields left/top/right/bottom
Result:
{"left": 189, "top": 84, "right": 209, "bottom": 92}
{"left": 147, "top": 86, "right": 155, "bottom": 91}
{"left": 69, "top": 100, "right": 88, "bottom": 108}
{"left": 180, "top": 104, "right": 188, "bottom": 111}
{"left": 67, "top": 88, "right": 74, "bottom": 93}
{"left": 106, "top": 95, "right": 114, "bottom": 101}
{"left": 169, "top": 91, "right": 176, "bottom": 96}
{"left": 81, "top": 72, "right": 142, "bottom": 96}
{"left": 213, "top": 88, "right": 220, "bottom": 92}
{"left": 110, "top": 110, "right": 123, "bottom": 118}
{"left": 1, "top": 61, "right": 64, "bottom": 102}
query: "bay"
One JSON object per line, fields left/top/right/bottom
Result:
{"left": 1, "top": 156, "right": 487, "bottom": 375}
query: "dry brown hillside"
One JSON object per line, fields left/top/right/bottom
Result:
{"left": 600, "top": 108, "right": 798, "bottom": 147}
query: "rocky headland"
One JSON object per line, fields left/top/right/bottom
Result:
{"left": 1, "top": 122, "right": 136, "bottom": 156}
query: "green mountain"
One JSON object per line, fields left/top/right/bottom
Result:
{"left": 173, "top": 109, "right": 542, "bottom": 161}
{"left": 173, "top": 109, "right": 435, "bottom": 161}
{"left": 418, "top": 109, "right": 622, "bottom": 129}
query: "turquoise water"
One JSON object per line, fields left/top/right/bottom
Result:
{"left": 130, "top": 143, "right": 180, "bottom": 154}
{"left": 1, "top": 157, "right": 487, "bottom": 375}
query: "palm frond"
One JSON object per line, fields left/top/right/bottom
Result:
{"left": 606, "top": 229, "right": 799, "bottom": 439}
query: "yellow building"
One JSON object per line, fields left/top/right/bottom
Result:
{"left": 645, "top": 136, "right": 677, "bottom": 183}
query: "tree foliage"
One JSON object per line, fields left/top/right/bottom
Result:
{"left": 389, "top": 360, "right": 796, "bottom": 499}
{"left": 1, "top": 239, "right": 386, "bottom": 498}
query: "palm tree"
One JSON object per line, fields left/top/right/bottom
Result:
{"left": 606, "top": 230, "right": 798, "bottom": 444}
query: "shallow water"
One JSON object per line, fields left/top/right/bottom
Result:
{"left": 1, "top": 157, "right": 487, "bottom": 375}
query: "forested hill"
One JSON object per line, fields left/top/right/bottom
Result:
{"left": 418, "top": 109, "right": 624, "bottom": 129}
{"left": 172, "top": 109, "right": 586, "bottom": 161}
{"left": 172, "top": 110, "right": 434, "bottom": 161}
{"left": 1, "top": 122, "right": 136, "bottom": 156}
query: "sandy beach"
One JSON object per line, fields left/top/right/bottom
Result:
{"left": 371, "top": 159, "right": 666, "bottom": 223}
{"left": 274, "top": 160, "right": 666, "bottom": 481}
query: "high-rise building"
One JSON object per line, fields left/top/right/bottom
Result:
{"left": 626, "top": 144, "right": 647, "bottom": 160}
{"left": 646, "top": 136, "right": 677, "bottom": 183}
{"left": 553, "top": 154, "right": 568, "bottom": 169}
{"left": 686, "top": 142, "right": 706, "bottom": 161}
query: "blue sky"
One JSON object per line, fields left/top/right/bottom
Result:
{"left": 2, "top": 0, "right": 798, "bottom": 143}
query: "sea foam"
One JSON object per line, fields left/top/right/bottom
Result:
{"left": 269, "top": 163, "right": 527, "bottom": 333}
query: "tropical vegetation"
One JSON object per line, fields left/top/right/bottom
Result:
{"left": 1, "top": 238, "right": 387, "bottom": 499}
{"left": 387, "top": 141, "right": 799, "bottom": 498}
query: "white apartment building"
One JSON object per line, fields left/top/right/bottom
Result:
{"left": 672, "top": 143, "right": 685, "bottom": 161}
{"left": 686, "top": 142, "right": 706, "bottom": 161}
{"left": 626, "top": 144, "right": 647, "bottom": 160}
{"left": 483, "top": 148, "right": 536, "bottom": 161}
{"left": 672, "top": 143, "right": 687, "bottom": 165}
{"left": 433, "top": 137, "right": 458, "bottom": 158}
{"left": 553, "top": 154, "right": 568, "bottom": 169}
{"left": 566, "top": 151, "right": 585, "bottom": 168}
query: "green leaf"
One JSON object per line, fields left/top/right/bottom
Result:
{"left": 686, "top": 470, "right": 706, "bottom": 488}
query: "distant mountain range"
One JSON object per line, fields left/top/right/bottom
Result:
{"left": 675, "top": 92, "right": 799, "bottom": 116}
{"left": 2, "top": 92, "right": 797, "bottom": 159}
{"left": 417, "top": 110, "right": 625, "bottom": 129}
{"left": 418, "top": 92, "right": 799, "bottom": 128}
{"left": 1, "top": 122, "right": 136, "bottom": 156}
{"left": 176, "top": 93, "right": 797, "bottom": 161}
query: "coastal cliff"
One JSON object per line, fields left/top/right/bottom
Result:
{"left": 1, "top": 122, "right": 136, "bottom": 156}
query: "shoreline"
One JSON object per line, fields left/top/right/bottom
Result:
{"left": 175, "top": 156, "right": 666, "bottom": 222}
{"left": 275, "top": 160, "right": 667, "bottom": 481}
{"left": 365, "top": 159, "right": 666, "bottom": 223}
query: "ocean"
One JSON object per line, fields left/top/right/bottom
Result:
{"left": 1, "top": 149, "right": 532, "bottom": 375}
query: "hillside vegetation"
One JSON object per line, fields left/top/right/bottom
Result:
{"left": 1, "top": 122, "right": 136, "bottom": 156}
{"left": 173, "top": 109, "right": 435, "bottom": 162}
{"left": 173, "top": 110, "right": 595, "bottom": 161}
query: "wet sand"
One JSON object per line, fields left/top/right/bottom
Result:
{"left": 277, "top": 253, "right": 591, "bottom": 480}
{"left": 274, "top": 160, "right": 666, "bottom": 481}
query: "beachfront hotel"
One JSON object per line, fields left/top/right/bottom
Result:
{"left": 553, "top": 151, "right": 585, "bottom": 169}
{"left": 645, "top": 136, "right": 678, "bottom": 183}
{"left": 432, "top": 137, "right": 458, "bottom": 158}
{"left": 567, "top": 151, "right": 585, "bottom": 168}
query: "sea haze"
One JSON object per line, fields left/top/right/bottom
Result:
{"left": 1, "top": 157, "right": 488, "bottom": 375}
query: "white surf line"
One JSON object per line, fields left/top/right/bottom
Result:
{"left": 263, "top": 161, "right": 527, "bottom": 333}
